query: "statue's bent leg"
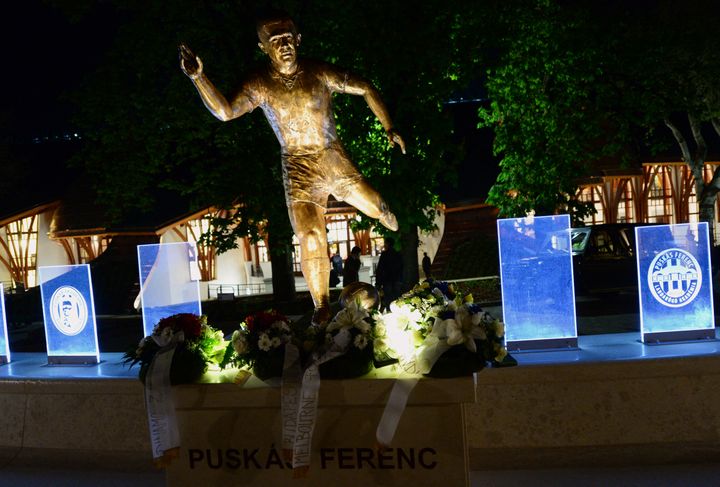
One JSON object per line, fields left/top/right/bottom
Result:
{"left": 325, "top": 147, "right": 399, "bottom": 231}
{"left": 289, "top": 201, "right": 331, "bottom": 325}
{"left": 336, "top": 178, "right": 398, "bottom": 232}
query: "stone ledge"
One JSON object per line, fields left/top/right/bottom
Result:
{"left": 469, "top": 443, "right": 720, "bottom": 470}
{"left": 475, "top": 354, "right": 720, "bottom": 385}
{"left": 0, "top": 447, "right": 155, "bottom": 471}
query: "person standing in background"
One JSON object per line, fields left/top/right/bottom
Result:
{"left": 375, "top": 237, "right": 403, "bottom": 311}
{"left": 331, "top": 248, "right": 343, "bottom": 275}
{"left": 422, "top": 251, "right": 432, "bottom": 279}
{"left": 342, "top": 246, "right": 362, "bottom": 286}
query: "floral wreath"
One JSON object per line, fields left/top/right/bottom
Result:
{"left": 123, "top": 313, "right": 227, "bottom": 384}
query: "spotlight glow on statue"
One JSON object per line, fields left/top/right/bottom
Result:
{"left": 180, "top": 10, "right": 405, "bottom": 325}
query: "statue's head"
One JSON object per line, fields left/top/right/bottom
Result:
{"left": 256, "top": 9, "right": 300, "bottom": 67}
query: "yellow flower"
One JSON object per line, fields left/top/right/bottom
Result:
{"left": 493, "top": 342, "right": 508, "bottom": 361}
{"left": 374, "top": 321, "right": 387, "bottom": 337}
{"left": 412, "top": 329, "right": 425, "bottom": 347}
{"left": 463, "top": 294, "right": 474, "bottom": 303}
{"left": 493, "top": 321, "right": 505, "bottom": 338}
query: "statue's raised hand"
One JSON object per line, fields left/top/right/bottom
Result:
{"left": 386, "top": 129, "right": 406, "bottom": 154}
{"left": 179, "top": 43, "right": 203, "bottom": 79}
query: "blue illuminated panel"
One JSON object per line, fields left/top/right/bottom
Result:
{"left": 0, "top": 284, "right": 9, "bottom": 364}
{"left": 636, "top": 223, "right": 715, "bottom": 343}
{"left": 137, "top": 242, "right": 202, "bottom": 337}
{"left": 498, "top": 215, "right": 578, "bottom": 350}
{"left": 38, "top": 265, "right": 99, "bottom": 364}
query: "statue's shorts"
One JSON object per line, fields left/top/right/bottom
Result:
{"left": 281, "top": 142, "right": 364, "bottom": 209}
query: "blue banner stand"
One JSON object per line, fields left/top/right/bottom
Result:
{"left": 498, "top": 215, "right": 579, "bottom": 351}
{"left": 38, "top": 265, "right": 100, "bottom": 365}
{"left": 636, "top": 222, "right": 716, "bottom": 344}
{"left": 137, "top": 242, "right": 202, "bottom": 337}
{"left": 0, "top": 284, "right": 9, "bottom": 365}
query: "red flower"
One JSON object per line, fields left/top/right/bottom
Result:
{"left": 155, "top": 313, "right": 202, "bottom": 339}
{"left": 245, "top": 315, "right": 255, "bottom": 333}
{"left": 242, "top": 310, "right": 288, "bottom": 334}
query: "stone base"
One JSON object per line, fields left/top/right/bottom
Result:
{"left": 1, "top": 344, "right": 720, "bottom": 480}
{"left": 167, "top": 377, "right": 474, "bottom": 486}
{"left": 467, "top": 354, "right": 720, "bottom": 470}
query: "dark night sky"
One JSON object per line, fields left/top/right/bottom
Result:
{"left": 0, "top": 1, "right": 494, "bottom": 205}
{"left": 2, "top": 1, "right": 117, "bottom": 140}
{"left": 4, "top": 1, "right": 720, "bottom": 216}
{"left": 0, "top": 2, "right": 120, "bottom": 215}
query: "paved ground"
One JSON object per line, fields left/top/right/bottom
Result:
{"left": 4, "top": 463, "right": 720, "bottom": 486}
{"left": 0, "top": 468, "right": 163, "bottom": 486}
{"left": 470, "top": 464, "right": 720, "bottom": 486}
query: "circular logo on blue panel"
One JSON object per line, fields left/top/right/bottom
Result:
{"left": 50, "top": 286, "right": 88, "bottom": 336}
{"left": 647, "top": 248, "right": 701, "bottom": 308}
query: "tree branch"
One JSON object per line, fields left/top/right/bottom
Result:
{"left": 712, "top": 117, "right": 720, "bottom": 138}
{"left": 688, "top": 113, "right": 707, "bottom": 164}
{"left": 664, "top": 118, "right": 693, "bottom": 164}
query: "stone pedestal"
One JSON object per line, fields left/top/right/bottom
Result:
{"left": 166, "top": 377, "right": 475, "bottom": 486}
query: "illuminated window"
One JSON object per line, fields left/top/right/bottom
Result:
{"left": 256, "top": 238, "right": 269, "bottom": 263}
{"left": 292, "top": 235, "right": 302, "bottom": 273}
{"left": 186, "top": 215, "right": 216, "bottom": 281}
{"left": 368, "top": 228, "right": 385, "bottom": 256}
{"left": 76, "top": 236, "right": 111, "bottom": 264}
{"left": 325, "top": 214, "right": 356, "bottom": 259}
{"left": 286, "top": 214, "right": 383, "bottom": 273}
{"left": 616, "top": 180, "right": 635, "bottom": 223}
{"left": 4, "top": 215, "right": 39, "bottom": 288}
{"left": 578, "top": 186, "right": 604, "bottom": 224}
{"left": 647, "top": 167, "right": 673, "bottom": 224}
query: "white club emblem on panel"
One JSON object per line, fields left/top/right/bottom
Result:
{"left": 647, "top": 248, "right": 701, "bottom": 308}
{"left": 49, "top": 286, "right": 88, "bottom": 336}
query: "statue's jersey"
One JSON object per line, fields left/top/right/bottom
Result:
{"left": 240, "top": 59, "right": 350, "bottom": 155}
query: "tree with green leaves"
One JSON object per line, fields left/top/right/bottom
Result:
{"left": 478, "top": 0, "right": 630, "bottom": 221}
{"left": 478, "top": 0, "right": 720, "bottom": 235}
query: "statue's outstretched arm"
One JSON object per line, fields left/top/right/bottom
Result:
{"left": 343, "top": 75, "right": 406, "bottom": 154}
{"left": 179, "top": 43, "right": 253, "bottom": 121}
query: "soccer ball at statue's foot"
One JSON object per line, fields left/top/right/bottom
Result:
{"left": 339, "top": 282, "right": 380, "bottom": 310}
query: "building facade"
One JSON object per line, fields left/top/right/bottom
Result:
{"left": 0, "top": 200, "right": 443, "bottom": 301}
{"left": 577, "top": 161, "right": 720, "bottom": 239}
